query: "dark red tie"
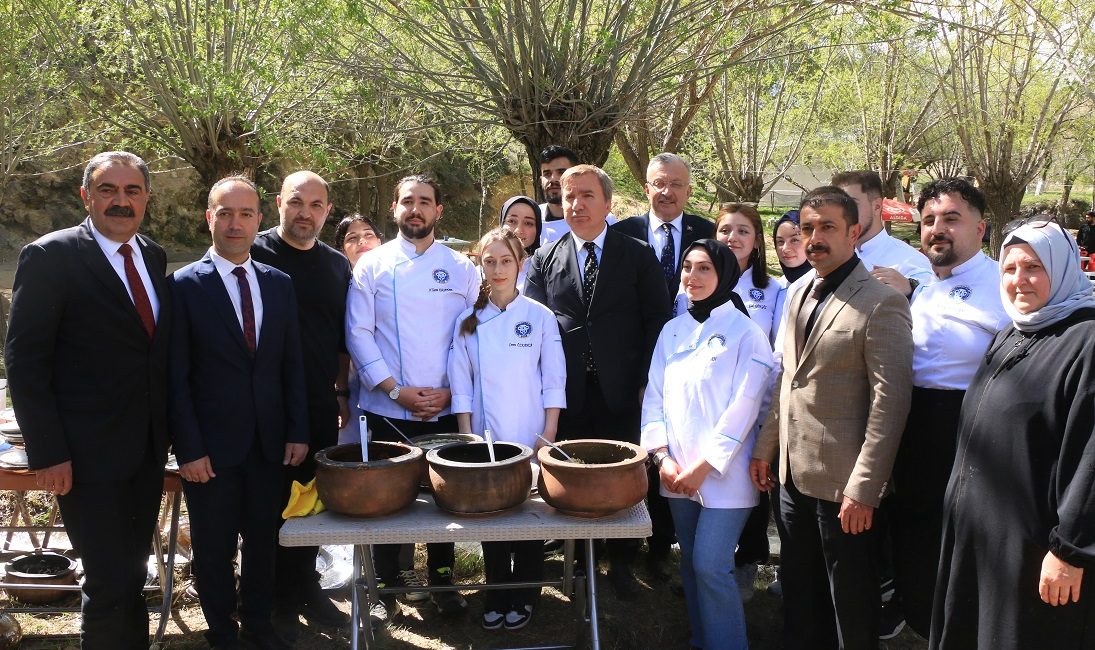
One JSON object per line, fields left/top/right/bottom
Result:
{"left": 117, "top": 243, "right": 156, "bottom": 339}
{"left": 231, "top": 267, "right": 257, "bottom": 355}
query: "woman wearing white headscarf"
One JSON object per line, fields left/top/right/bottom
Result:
{"left": 929, "top": 219, "right": 1095, "bottom": 650}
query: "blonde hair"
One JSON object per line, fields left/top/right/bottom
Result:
{"left": 460, "top": 228, "right": 527, "bottom": 335}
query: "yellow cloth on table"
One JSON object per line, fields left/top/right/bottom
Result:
{"left": 282, "top": 478, "right": 326, "bottom": 518}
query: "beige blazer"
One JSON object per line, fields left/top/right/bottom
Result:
{"left": 754, "top": 262, "right": 913, "bottom": 507}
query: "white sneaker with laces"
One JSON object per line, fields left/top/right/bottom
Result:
{"left": 398, "top": 569, "right": 429, "bottom": 602}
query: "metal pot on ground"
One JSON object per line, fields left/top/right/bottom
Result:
{"left": 2, "top": 551, "right": 78, "bottom": 604}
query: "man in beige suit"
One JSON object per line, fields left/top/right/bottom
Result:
{"left": 750, "top": 186, "right": 913, "bottom": 650}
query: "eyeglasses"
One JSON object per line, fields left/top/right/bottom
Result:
{"left": 1001, "top": 214, "right": 1058, "bottom": 238}
{"left": 647, "top": 180, "right": 688, "bottom": 191}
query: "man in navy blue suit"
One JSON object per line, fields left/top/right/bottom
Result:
{"left": 169, "top": 176, "right": 308, "bottom": 649}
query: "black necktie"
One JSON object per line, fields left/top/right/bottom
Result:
{"left": 582, "top": 241, "right": 598, "bottom": 306}
{"left": 659, "top": 222, "right": 675, "bottom": 286}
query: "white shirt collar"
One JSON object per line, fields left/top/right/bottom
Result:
{"left": 570, "top": 222, "right": 609, "bottom": 251}
{"left": 209, "top": 248, "right": 256, "bottom": 280}
{"left": 396, "top": 233, "right": 434, "bottom": 257}
{"left": 88, "top": 219, "right": 140, "bottom": 259}
{"left": 649, "top": 212, "right": 684, "bottom": 236}
{"left": 937, "top": 251, "right": 989, "bottom": 280}
{"left": 856, "top": 227, "right": 892, "bottom": 253}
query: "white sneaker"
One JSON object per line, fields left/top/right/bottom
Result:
{"left": 504, "top": 605, "right": 533, "bottom": 630}
{"left": 398, "top": 569, "right": 429, "bottom": 603}
{"left": 736, "top": 563, "right": 758, "bottom": 603}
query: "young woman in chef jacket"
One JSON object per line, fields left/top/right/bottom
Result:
{"left": 448, "top": 228, "right": 566, "bottom": 631}
{"left": 642, "top": 239, "right": 774, "bottom": 650}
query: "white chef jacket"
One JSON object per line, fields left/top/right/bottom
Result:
{"left": 641, "top": 301, "right": 775, "bottom": 508}
{"left": 516, "top": 257, "right": 531, "bottom": 294}
{"left": 910, "top": 252, "right": 1009, "bottom": 390}
{"left": 857, "top": 229, "right": 933, "bottom": 286}
{"left": 448, "top": 294, "right": 567, "bottom": 449}
{"left": 672, "top": 267, "right": 785, "bottom": 344}
{"left": 346, "top": 235, "right": 479, "bottom": 420}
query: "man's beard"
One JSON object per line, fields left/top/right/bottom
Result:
{"left": 546, "top": 194, "right": 562, "bottom": 205}
{"left": 399, "top": 219, "right": 435, "bottom": 240}
{"left": 926, "top": 238, "right": 957, "bottom": 267}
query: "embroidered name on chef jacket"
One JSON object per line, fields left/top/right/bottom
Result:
{"left": 429, "top": 268, "right": 454, "bottom": 292}
{"left": 510, "top": 321, "right": 534, "bottom": 348}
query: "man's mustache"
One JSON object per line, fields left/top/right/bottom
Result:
{"left": 806, "top": 244, "right": 829, "bottom": 254}
{"left": 929, "top": 235, "right": 952, "bottom": 245}
{"left": 104, "top": 206, "right": 135, "bottom": 217}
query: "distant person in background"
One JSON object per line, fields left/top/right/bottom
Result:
{"left": 773, "top": 210, "right": 811, "bottom": 284}
{"left": 335, "top": 214, "right": 383, "bottom": 268}
{"left": 449, "top": 228, "right": 565, "bottom": 632}
{"left": 5, "top": 151, "right": 171, "bottom": 649}
{"left": 930, "top": 218, "right": 1095, "bottom": 650}
{"left": 499, "top": 195, "right": 541, "bottom": 292}
{"left": 1076, "top": 210, "right": 1095, "bottom": 252}
{"left": 642, "top": 238, "right": 773, "bottom": 650}
{"left": 538, "top": 145, "right": 616, "bottom": 244}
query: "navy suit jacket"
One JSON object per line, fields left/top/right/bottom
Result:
{"left": 612, "top": 211, "right": 715, "bottom": 295}
{"left": 168, "top": 254, "right": 307, "bottom": 469}
{"left": 524, "top": 228, "right": 671, "bottom": 414}
{"left": 4, "top": 218, "right": 170, "bottom": 481}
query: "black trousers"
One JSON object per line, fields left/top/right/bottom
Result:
{"left": 365, "top": 411, "right": 458, "bottom": 583}
{"left": 777, "top": 474, "right": 880, "bottom": 650}
{"left": 56, "top": 449, "right": 164, "bottom": 650}
{"left": 275, "top": 398, "right": 339, "bottom": 609}
{"left": 735, "top": 489, "right": 771, "bottom": 566}
{"left": 558, "top": 372, "right": 642, "bottom": 565}
{"left": 892, "top": 387, "right": 964, "bottom": 637}
{"left": 646, "top": 461, "right": 675, "bottom": 557}
{"left": 482, "top": 540, "right": 544, "bottom": 612}
{"left": 183, "top": 445, "right": 284, "bottom": 645}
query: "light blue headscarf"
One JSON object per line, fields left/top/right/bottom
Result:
{"left": 999, "top": 222, "right": 1095, "bottom": 331}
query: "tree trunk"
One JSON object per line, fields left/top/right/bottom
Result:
{"left": 980, "top": 180, "right": 1026, "bottom": 255}
{"left": 518, "top": 121, "right": 617, "bottom": 202}
{"left": 1058, "top": 172, "right": 1075, "bottom": 214}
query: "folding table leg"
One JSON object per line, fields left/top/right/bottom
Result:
{"left": 585, "top": 539, "right": 601, "bottom": 650}
{"left": 153, "top": 490, "right": 181, "bottom": 644}
{"left": 355, "top": 544, "right": 378, "bottom": 649}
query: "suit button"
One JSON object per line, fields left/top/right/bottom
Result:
{"left": 586, "top": 321, "right": 592, "bottom": 327}
{"left": 791, "top": 380, "right": 799, "bottom": 388}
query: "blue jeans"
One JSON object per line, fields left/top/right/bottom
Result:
{"left": 668, "top": 497, "right": 751, "bottom": 650}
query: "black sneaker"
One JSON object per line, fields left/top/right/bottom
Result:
{"left": 504, "top": 605, "right": 533, "bottom": 630}
{"left": 607, "top": 565, "right": 639, "bottom": 601}
{"left": 301, "top": 594, "right": 349, "bottom": 628}
{"left": 482, "top": 610, "right": 504, "bottom": 630}
{"left": 432, "top": 590, "right": 468, "bottom": 615}
{"left": 369, "top": 591, "right": 401, "bottom": 630}
{"left": 879, "top": 599, "right": 906, "bottom": 640}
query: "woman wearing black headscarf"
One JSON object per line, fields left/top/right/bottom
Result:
{"left": 499, "top": 195, "right": 542, "bottom": 292}
{"left": 641, "top": 239, "right": 775, "bottom": 650}
{"left": 772, "top": 210, "right": 811, "bottom": 284}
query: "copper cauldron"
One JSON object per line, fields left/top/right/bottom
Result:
{"left": 427, "top": 441, "right": 533, "bottom": 515}
{"left": 315, "top": 442, "right": 423, "bottom": 517}
{"left": 537, "top": 439, "right": 648, "bottom": 518}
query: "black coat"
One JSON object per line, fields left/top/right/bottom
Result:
{"left": 524, "top": 227, "right": 671, "bottom": 414}
{"left": 612, "top": 211, "right": 714, "bottom": 294}
{"left": 4, "top": 218, "right": 171, "bottom": 481}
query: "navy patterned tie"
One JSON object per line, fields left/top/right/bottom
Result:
{"left": 660, "top": 222, "right": 676, "bottom": 285}
{"left": 582, "top": 241, "right": 598, "bottom": 306}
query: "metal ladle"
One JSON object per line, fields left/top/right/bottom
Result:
{"left": 536, "top": 434, "right": 574, "bottom": 461}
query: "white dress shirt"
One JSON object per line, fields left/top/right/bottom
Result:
{"left": 571, "top": 223, "right": 609, "bottom": 271}
{"left": 448, "top": 294, "right": 567, "bottom": 449}
{"left": 857, "top": 229, "right": 933, "bottom": 286}
{"left": 910, "top": 252, "right": 1009, "bottom": 390}
{"left": 641, "top": 301, "right": 775, "bottom": 508}
{"left": 89, "top": 220, "right": 160, "bottom": 321}
{"left": 209, "top": 249, "right": 264, "bottom": 345}
{"left": 345, "top": 235, "right": 479, "bottom": 420}
{"left": 539, "top": 207, "right": 617, "bottom": 245}
{"left": 648, "top": 213, "right": 684, "bottom": 267}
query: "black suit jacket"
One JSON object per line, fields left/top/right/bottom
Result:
{"left": 167, "top": 254, "right": 307, "bottom": 470}
{"left": 612, "top": 211, "right": 715, "bottom": 294}
{"left": 4, "top": 218, "right": 171, "bottom": 481}
{"left": 525, "top": 228, "right": 671, "bottom": 414}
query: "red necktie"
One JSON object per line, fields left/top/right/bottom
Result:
{"left": 231, "top": 267, "right": 257, "bottom": 355}
{"left": 118, "top": 243, "right": 156, "bottom": 339}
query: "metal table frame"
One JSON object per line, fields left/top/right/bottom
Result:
{"left": 280, "top": 495, "right": 651, "bottom": 650}
{"left": 0, "top": 471, "right": 183, "bottom": 646}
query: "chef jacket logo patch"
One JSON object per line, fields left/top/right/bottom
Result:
{"left": 514, "top": 321, "right": 533, "bottom": 338}
{"left": 432, "top": 269, "right": 450, "bottom": 284}
{"left": 749, "top": 288, "right": 764, "bottom": 301}
{"left": 707, "top": 334, "right": 726, "bottom": 348}
{"left": 949, "top": 285, "right": 972, "bottom": 302}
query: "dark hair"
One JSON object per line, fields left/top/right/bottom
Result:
{"left": 916, "top": 178, "right": 987, "bottom": 217}
{"left": 832, "top": 170, "right": 883, "bottom": 200}
{"left": 83, "top": 151, "right": 151, "bottom": 193}
{"left": 716, "top": 203, "right": 769, "bottom": 289}
{"left": 539, "top": 145, "right": 579, "bottom": 166}
{"left": 393, "top": 174, "right": 442, "bottom": 205}
{"left": 334, "top": 213, "right": 382, "bottom": 250}
{"left": 207, "top": 175, "right": 259, "bottom": 209}
{"left": 460, "top": 229, "right": 526, "bottom": 335}
{"left": 800, "top": 186, "right": 859, "bottom": 227}
{"left": 1087, "top": 211, "right": 1095, "bottom": 218}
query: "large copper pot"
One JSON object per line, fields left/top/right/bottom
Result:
{"left": 427, "top": 441, "right": 533, "bottom": 515}
{"left": 537, "top": 439, "right": 648, "bottom": 518}
{"left": 2, "top": 551, "right": 77, "bottom": 604}
{"left": 315, "top": 442, "right": 423, "bottom": 517}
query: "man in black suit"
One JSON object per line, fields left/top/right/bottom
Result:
{"left": 612, "top": 152, "right": 714, "bottom": 297}
{"left": 612, "top": 152, "right": 714, "bottom": 577}
{"left": 525, "top": 164, "right": 672, "bottom": 598}
{"left": 169, "top": 176, "right": 308, "bottom": 649}
{"left": 5, "top": 151, "right": 170, "bottom": 649}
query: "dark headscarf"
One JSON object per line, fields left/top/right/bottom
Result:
{"left": 499, "top": 195, "right": 542, "bottom": 256}
{"left": 772, "top": 209, "right": 811, "bottom": 283}
{"left": 682, "top": 239, "right": 742, "bottom": 323}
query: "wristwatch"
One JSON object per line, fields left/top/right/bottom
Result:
{"left": 652, "top": 450, "right": 670, "bottom": 468}
{"left": 388, "top": 384, "right": 402, "bottom": 401}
